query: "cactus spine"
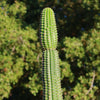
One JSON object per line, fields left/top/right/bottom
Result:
{"left": 40, "top": 7, "right": 63, "bottom": 100}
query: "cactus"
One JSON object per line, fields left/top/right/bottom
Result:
{"left": 40, "top": 7, "right": 63, "bottom": 100}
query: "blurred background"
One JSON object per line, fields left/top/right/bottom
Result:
{"left": 0, "top": 0, "right": 100, "bottom": 100}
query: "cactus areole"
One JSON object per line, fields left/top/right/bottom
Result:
{"left": 40, "top": 7, "right": 63, "bottom": 100}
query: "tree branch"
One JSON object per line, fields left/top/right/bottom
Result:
{"left": 86, "top": 70, "right": 95, "bottom": 95}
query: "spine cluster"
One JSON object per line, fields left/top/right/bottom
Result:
{"left": 40, "top": 7, "right": 63, "bottom": 100}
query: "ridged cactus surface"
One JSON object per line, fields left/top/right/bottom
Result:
{"left": 42, "top": 50, "right": 62, "bottom": 100}
{"left": 40, "top": 8, "right": 58, "bottom": 50}
{"left": 40, "top": 7, "right": 63, "bottom": 100}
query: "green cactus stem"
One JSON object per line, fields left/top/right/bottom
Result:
{"left": 42, "top": 50, "right": 62, "bottom": 100}
{"left": 40, "top": 7, "right": 58, "bottom": 50}
{"left": 40, "top": 7, "right": 63, "bottom": 100}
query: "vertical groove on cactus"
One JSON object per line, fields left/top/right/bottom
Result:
{"left": 40, "top": 7, "right": 63, "bottom": 100}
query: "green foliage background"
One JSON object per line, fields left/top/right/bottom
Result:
{"left": 0, "top": 0, "right": 100, "bottom": 100}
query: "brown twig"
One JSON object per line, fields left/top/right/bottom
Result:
{"left": 86, "top": 70, "right": 95, "bottom": 95}
{"left": 37, "top": 52, "right": 42, "bottom": 63}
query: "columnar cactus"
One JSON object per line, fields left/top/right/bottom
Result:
{"left": 40, "top": 7, "right": 63, "bottom": 100}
